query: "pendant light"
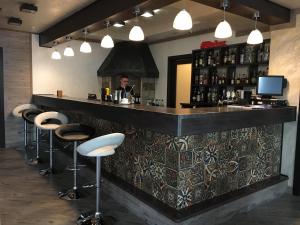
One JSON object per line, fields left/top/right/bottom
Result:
{"left": 63, "top": 36, "right": 74, "bottom": 57}
{"left": 51, "top": 41, "right": 61, "bottom": 60}
{"left": 129, "top": 8, "right": 145, "bottom": 41}
{"left": 247, "top": 11, "right": 263, "bottom": 45}
{"left": 80, "top": 29, "right": 92, "bottom": 53}
{"left": 173, "top": 9, "right": 193, "bottom": 30}
{"left": 101, "top": 21, "right": 114, "bottom": 48}
{"left": 215, "top": 0, "right": 232, "bottom": 39}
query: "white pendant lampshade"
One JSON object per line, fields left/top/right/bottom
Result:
{"left": 247, "top": 29, "right": 263, "bottom": 45}
{"left": 247, "top": 12, "right": 263, "bottom": 45}
{"left": 129, "top": 25, "right": 145, "bottom": 41}
{"left": 51, "top": 50, "right": 61, "bottom": 60}
{"left": 101, "top": 34, "right": 114, "bottom": 48}
{"left": 64, "top": 46, "right": 74, "bottom": 57}
{"left": 173, "top": 9, "right": 193, "bottom": 30}
{"left": 215, "top": 20, "right": 232, "bottom": 39}
{"left": 80, "top": 41, "right": 92, "bottom": 53}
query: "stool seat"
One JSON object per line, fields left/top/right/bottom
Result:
{"left": 77, "top": 133, "right": 125, "bottom": 157}
{"left": 55, "top": 123, "right": 95, "bottom": 142}
{"left": 13, "top": 104, "right": 37, "bottom": 118}
{"left": 22, "top": 109, "right": 44, "bottom": 124}
{"left": 35, "top": 111, "right": 68, "bottom": 131}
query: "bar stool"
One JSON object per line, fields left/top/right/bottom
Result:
{"left": 22, "top": 109, "right": 44, "bottom": 164}
{"left": 34, "top": 111, "right": 68, "bottom": 175}
{"left": 76, "top": 133, "right": 125, "bottom": 225}
{"left": 55, "top": 123, "right": 95, "bottom": 200}
{"left": 12, "top": 104, "right": 37, "bottom": 151}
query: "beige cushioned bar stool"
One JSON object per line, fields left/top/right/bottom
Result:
{"left": 76, "top": 133, "right": 125, "bottom": 225}
{"left": 12, "top": 104, "right": 37, "bottom": 153}
{"left": 34, "top": 111, "right": 68, "bottom": 175}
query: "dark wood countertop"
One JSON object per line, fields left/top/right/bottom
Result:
{"left": 33, "top": 94, "right": 297, "bottom": 136}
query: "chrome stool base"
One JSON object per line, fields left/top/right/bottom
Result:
{"left": 27, "top": 157, "right": 42, "bottom": 166}
{"left": 39, "top": 168, "right": 52, "bottom": 176}
{"left": 77, "top": 213, "right": 115, "bottom": 225}
{"left": 58, "top": 189, "right": 80, "bottom": 200}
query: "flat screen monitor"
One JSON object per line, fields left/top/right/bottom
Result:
{"left": 257, "top": 76, "right": 284, "bottom": 97}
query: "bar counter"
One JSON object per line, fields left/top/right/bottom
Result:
{"left": 33, "top": 94, "right": 296, "bottom": 218}
{"left": 33, "top": 95, "right": 296, "bottom": 136}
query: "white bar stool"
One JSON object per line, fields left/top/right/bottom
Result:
{"left": 76, "top": 133, "right": 125, "bottom": 225}
{"left": 12, "top": 104, "right": 37, "bottom": 151}
{"left": 34, "top": 111, "right": 68, "bottom": 175}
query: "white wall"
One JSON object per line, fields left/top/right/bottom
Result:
{"left": 32, "top": 34, "right": 110, "bottom": 98}
{"left": 269, "top": 14, "right": 300, "bottom": 186}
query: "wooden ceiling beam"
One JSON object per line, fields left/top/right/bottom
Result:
{"left": 191, "top": 0, "right": 290, "bottom": 25}
{"left": 39, "top": 0, "right": 180, "bottom": 47}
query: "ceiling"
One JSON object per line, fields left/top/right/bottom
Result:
{"left": 0, "top": 0, "right": 95, "bottom": 33}
{"left": 269, "top": 0, "right": 300, "bottom": 9}
{"left": 0, "top": 0, "right": 297, "bottom": 44}
{"left": 87, "top": 0, "right": 269, "bottom": 44}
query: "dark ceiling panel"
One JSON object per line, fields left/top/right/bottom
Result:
{"left": 39, "top": 0, "right": 180, "bottom": 47}
{"left": 191, "top": 0, "right": 290, "bottom": 25}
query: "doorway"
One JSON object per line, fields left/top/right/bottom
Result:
{"left": 167, "top": 54, "right": 192, "bottom": 108}
{"left": 0, "top": 48, "right": 4, "bottom": 148}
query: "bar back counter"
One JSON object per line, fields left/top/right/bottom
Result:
{"left": 33, "top": 94, "right": 296, "bottom": 224}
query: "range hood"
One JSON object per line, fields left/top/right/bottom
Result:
{"left": 97, "top": 41, "right": 159, "bottom": 78}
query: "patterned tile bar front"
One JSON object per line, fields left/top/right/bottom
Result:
{"left": 54, "top": 110, "right": 283, "bottom": 210}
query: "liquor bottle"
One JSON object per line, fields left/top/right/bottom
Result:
{"left": 195, "top": 74, "right": 199, "bottom": 85}
{"left": 207, "top": 88, "right": 212, "bottom": 103}
{"left": 222, "top": 73, "right": 226, "bottom": 84}
{"left": 199, "top": 53, "right": 203, "bottom": 67}
{"left": 236, "top": 74, "right": 241, "bottom": 85}
{"left": 196, "top": 89, "right": 201, "bottom": 103}
{"left": 203, "top": 73, "right": 208, "bottom": 85}
{"left": 215, "top": 73, "right": 218, "bottom": 85}
{"left": 211, "top": 73, "right": 215, "bottom": 85}
{"left": 192, "top": 89, "right": 197, "bottom": 103}
{"left": 195, "top": 55, "right": 199, "bottom": 68}
{"left": 224, "top": 50, "right": 228, "bottom": 64}
{"left": 251, "top": 71, "right": 257, "bottom": 84}
{"left": 199, "top": 74, "right": 202, "bottom": 85}
{"left": 218, "top": 74, "right": 222, "bottom": 85}
{"left": 240, "top": 48, "right": 245, "bottom": 64}
{"left": 216, "top": 53, "right": 220, "bottom": 65}
{"left": 257, "top": 44, "right": 263, "bottom": 63}
{"left": 231, "top": 50, "right": 236, "bottom": 64}
{"left": 263, "top": 45, "right": 269, "bottom": 62}
{"left": 200, "top": 88, "right": 204, "bottom": 102}
{"left": 208, "top": 51, "right": 212, "bottom": 66}
{"left": 231, "top": 72, "right": 235, "bottom": 85}
{"left": 244, "top": 74, "right": 249, "bottom": 84}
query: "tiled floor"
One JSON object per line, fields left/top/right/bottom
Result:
{"left": 1, "top": 148, "right": 300, "bottom": 225}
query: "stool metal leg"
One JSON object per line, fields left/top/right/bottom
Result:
{"left": 50, "top": 130, "right": 53, "bottom": 170}
{"left": 58, "top": 141, "right": 80, "bottom": 200}
{"left": 39, "top": 130, "right": 53, "bottom": 176}
{"left": 95, "top": 156, "right": 102, "bottom": 220}
{"left": 24, "top": 120, "right": 27, "bottom": 149}
{"left": 27, "top": 126, "right": 40, "bottom": 166}
{"left": 74, "top": 141, "right": 78, "bottom": 190}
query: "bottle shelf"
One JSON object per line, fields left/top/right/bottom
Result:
{"left": 190, "top": 39, "right": 270, "bottom": 105}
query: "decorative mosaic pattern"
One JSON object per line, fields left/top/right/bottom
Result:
{"left": 54, "top": 110, "right": 283, "bottom": 210}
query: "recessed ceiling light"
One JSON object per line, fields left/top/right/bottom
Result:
{"left": 7, "top": 17, "right": 22, "bottom": 26}
{"left": 141, "top": 10, "right": 154, "bottom": 18}
{"left": 153, "top": 9, "right": 160, "bottom": 13}
{"left": 20, "top": 3, "right": 38, "bottom": 13}
{"left": 113, "top": 21, "right": 125, "bottom": 28}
